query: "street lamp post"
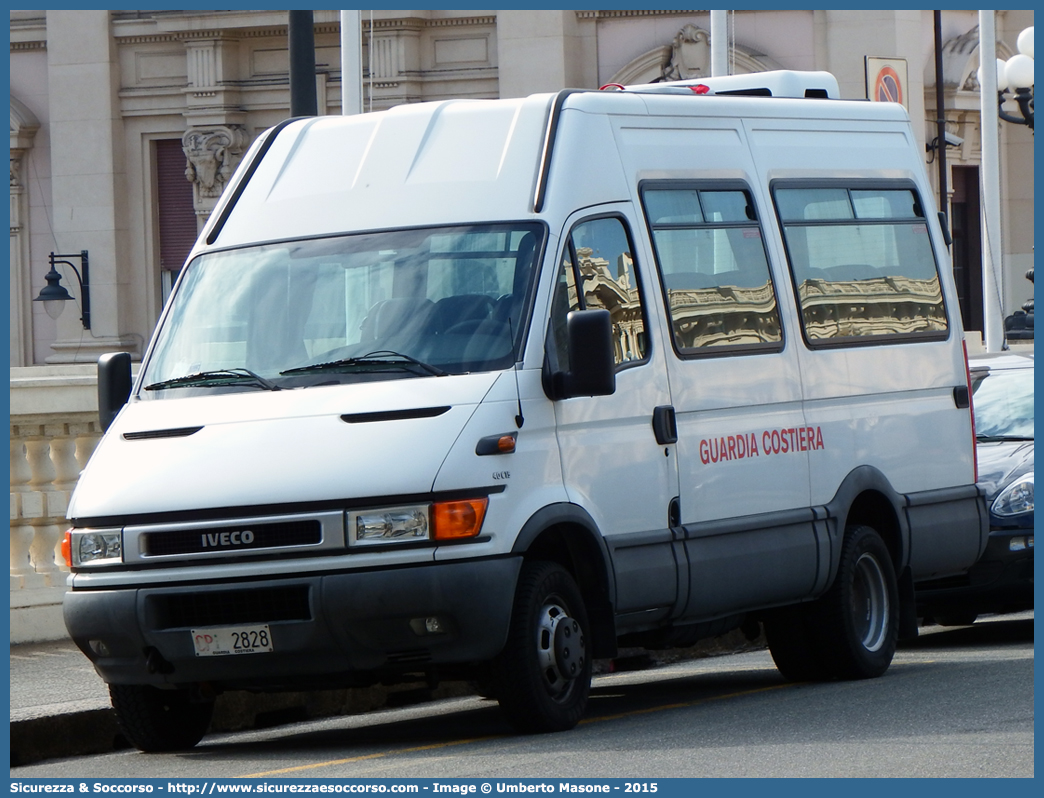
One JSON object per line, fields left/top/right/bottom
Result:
{"left": 997, "top": 26, "right": 1034, "bottom": 345}
{"left": 977, "top": 21, "right": 1034, "bottom": 352}
{"left": 978, "top": 12, "right": 1004, "bottom": 352}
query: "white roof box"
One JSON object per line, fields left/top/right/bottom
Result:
{"left": 620, "top": 69, "right": 841, "bottom": 99}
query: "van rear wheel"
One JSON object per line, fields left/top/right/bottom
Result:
{"left": 819, "top": 524, "right": 899, "bottom": 679}
{"left": 493, "top": 560, "right": 591, "bottom": 733}
{"left": 766, "top": 525, "right": 898, "bottom": 681}
{"left": 109, "top": 684, "right": 214, "bottom": 752}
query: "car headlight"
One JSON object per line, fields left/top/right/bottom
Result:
{"left": 992, "top": 473, "right": 1034, "bottom": 517}
{"left": 347, "top": 499, "right": 487, "bottom": 547}
{"left": 65, "top": 528, "right": 123, "bottom": 567}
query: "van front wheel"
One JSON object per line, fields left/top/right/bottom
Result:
{"left": 494, "top": 560, "right": 591, "bottom": 733}
{"left": 109, "top": 684, "right": 214, "bottom": 752}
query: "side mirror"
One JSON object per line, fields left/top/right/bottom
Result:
{"left": 554, "top": 309, "right": 616, "bottom": 399}
{"left": 98, "top": 352, "right": 132, "bottom": 432}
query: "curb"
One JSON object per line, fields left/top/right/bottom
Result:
{"left": 10, "top": 680, "right": 476, "bottom": 769}
{"left": 11, "top": 630, "right": 766, "bottom": 768}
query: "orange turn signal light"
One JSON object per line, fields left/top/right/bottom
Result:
{"left": 432, "top": 498, "right": 488, "bottom": 540}
{"left": 61, "top": 529, "right": 72, "bottom": 568}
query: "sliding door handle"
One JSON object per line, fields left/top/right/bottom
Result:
{"left": 652, "top": 405, "right": 678, "bottom": 445}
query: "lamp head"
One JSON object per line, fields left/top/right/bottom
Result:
{"left": 33, "top": 265, "right": 75, "bottom": 320}
{"left": 1017, "top": 26, "right": 1033, "bottom": 61}
{"left": 1005, "top": 53, "right": 1034, "bottom": 91}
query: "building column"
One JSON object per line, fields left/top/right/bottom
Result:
{"left": 496, "top": 10, "right": 596, "bottom": 98}
{"left": 44, "top": 10, "right": 137, "bottom": 363}
{"left": 10, "top": 98, "right": 38, "bottom": 367}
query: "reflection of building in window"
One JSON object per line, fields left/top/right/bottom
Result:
{"left": 667, "top": 281, "right": 780, "bottom": 349}
{"left": 642, "top": 185, "right": 783, "bottom": 355}
{"left": 775, "top": 185, "right": 948, "bottom": 345}
{"left": 797, "top": 275, "right": 946, "bottom": 340}
{"left": 574, "top": 247, "right": 645, "bottom": 363}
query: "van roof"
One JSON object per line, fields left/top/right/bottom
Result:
{"left": 202, "top": 74, "right": 915, "bottom": 252}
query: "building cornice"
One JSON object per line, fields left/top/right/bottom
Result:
{"left": 110, "top": 14, "right": 496, "bottom": 45}
{"left": 576, "top": 10, "right": 700, "bottom": 21}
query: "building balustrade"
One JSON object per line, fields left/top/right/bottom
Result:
{"left": 10, "top": 364, "right": 108, "bottom": 642}
{"left": 11, "top": 417, "right": 100, "bottom": 587}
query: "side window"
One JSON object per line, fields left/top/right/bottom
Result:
{"left": 549, "top": 216, "right": 648, "bottom": 372}
{"left": 774, "top": 184, "right": 948, "bottom": 346}
{"left": 641, "top": 184, "right": 783, "bottom": 355}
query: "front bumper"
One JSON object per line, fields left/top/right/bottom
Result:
{"left": 64, "top": 556, "right": 521, "bottom": 688}
{"left": 915, "top": 527, "right": 1033, "bottom": 616}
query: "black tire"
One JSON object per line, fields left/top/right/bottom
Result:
{"left": 766, "top": 524, "right": 898, "bottom": 682}
{"left": 493, "top": 560, "right": 592, "bottom": 733}
{"left": 109, "top": 684, "right": 214, "bottom": 752}
{"left": 817, "top": 524, "right": 899, "bottom": 680}
{"left": 764, "top": 603, "right": 830, "bottom": 682}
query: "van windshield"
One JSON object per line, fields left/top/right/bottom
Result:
{"left": 140, "top": 224, "right": 543, "bottom": 395}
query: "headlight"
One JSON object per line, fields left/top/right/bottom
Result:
{"left": 349, "top": 505, "right": 430, "bottom": 546}
{"left": 992, "top": 473, "right": 1034, "bottom": 516}
{"left": 347, "top": 498, "right": 488, "bottom": 547}
{"left": 68, "top": 528, "right": 123, "bottom": 567}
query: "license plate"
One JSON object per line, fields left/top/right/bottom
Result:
{"left": 191, "top": 625, "right": 273, "bottom": 656}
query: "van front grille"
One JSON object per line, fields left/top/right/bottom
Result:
{"left": 142, "top": 520, "right": 322, "bottom": 557}
{"left": 149, "top": 585, "right": 312, "bottom": 629}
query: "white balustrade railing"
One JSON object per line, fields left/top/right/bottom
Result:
{"left": 10, "top": 416, "right": 101, "bottom": 588}
{"left": 10, "top": 365, "right": 107, "bottom": 642}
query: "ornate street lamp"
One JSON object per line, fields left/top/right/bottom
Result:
{"left": 34, "top": 250, "right": 91, "bottom": 330}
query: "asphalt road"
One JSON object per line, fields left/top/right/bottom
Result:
{"left": 13, "top": 613, "right": 1033, "bottom": 779}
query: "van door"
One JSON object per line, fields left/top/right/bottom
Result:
{"left": 548, "top": 208, "right": 683, "bottom": 628}
{"left": 638, "top": 182, "right": 820, "bottom": 620}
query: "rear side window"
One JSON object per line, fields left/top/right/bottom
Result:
{"left": 641, "top": 183, "right": 782, "bottom": 356}
{"left": 773, "top": 183, "right": 948, "bottom": 347}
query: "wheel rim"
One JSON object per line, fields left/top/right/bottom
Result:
{"left": 535, "top": 601, "right": 586, "bottom": 701}
{"left": 851, "top": 552, "right": 890, "bottom": 652}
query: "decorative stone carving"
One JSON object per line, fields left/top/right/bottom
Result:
{"left": 934, "top": 26, "right": 1015, "bottom": 93}
{"left": 182, "top": 126, "right": 250, "bottom": 204}
{"left": 10, "top": 97, "right": 39, "bottom": 193}
{"left": 610, "top": 24, "right": 781, "bottom": 86}
{"left": 662, "top": 24, "right": 711, "bottom": 81}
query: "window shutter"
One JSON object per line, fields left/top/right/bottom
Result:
{"left": 156, "top": 139, "right": 197, "bottom": 272}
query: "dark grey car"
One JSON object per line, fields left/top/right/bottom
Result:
{"left": 917, "top": 351, "right": 1034, "bottom": 625}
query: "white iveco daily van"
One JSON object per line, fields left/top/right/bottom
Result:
{"left": 64, "top": 71, "right": 987, "bottom": 751}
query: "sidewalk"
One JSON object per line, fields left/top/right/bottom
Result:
{"left": 10, "top": 630, "right": 766, "bottom": 769}
{"left": 10, "top": 638, "right": 118, "bottom": 767}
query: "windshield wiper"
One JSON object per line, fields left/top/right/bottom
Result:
{"left": 976, "top": 433, "right": 1034, "bottom": 442}
{"left": 280, "top": 350, "right": 447, "bottom": 378}
{"left": 144, "top": 368, "right": 281, "bottom": 392}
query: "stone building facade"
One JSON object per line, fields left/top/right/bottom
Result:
{"left": 8, "top": 8, "right": 1035, "bottom": 365}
